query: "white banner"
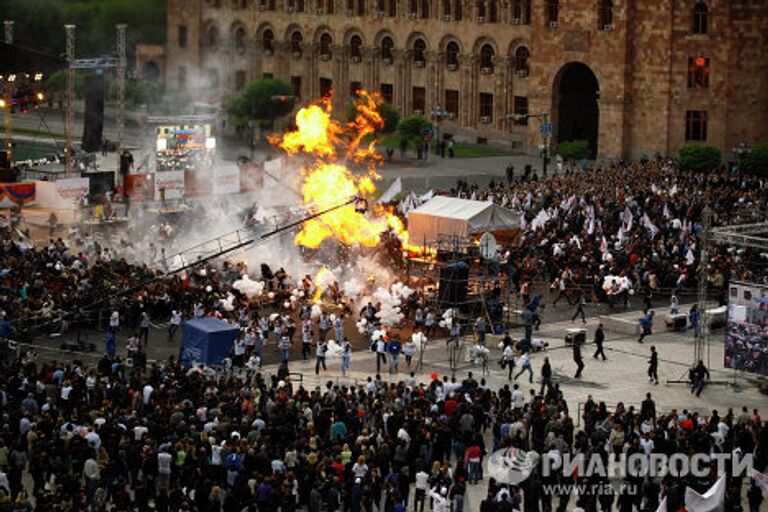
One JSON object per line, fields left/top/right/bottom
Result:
{"left": 55, "top": 177, "right": 90, "bottom": 206}
{"left": 154, "top": 171, "right": 186, "bottom": 200}
{"left": 684, "top": 476, "right": 725, "bottom": 512}
{"left": 212, "top": 164, "right": 241, "bottom": 195}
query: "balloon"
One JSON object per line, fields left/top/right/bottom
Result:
{"left": 430, "top": 373, "right": 438, "bottom": 380}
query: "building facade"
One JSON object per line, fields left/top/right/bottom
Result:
{"left": 162, "top": 0, "right": 768, "bottom": 160}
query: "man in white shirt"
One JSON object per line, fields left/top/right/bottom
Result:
{"left": 514, "top": 351, "right": 534, "bottom": 383}
{"left": 375, "top": 338, "right": 387, "bottom": 373}
{"left": 512, "top": 384, "right": 524, "bottom": 410}
{"left": 110, "top": 310, "right": 120, "bottom": 331}
{"left": 168, "top": 310, "right": 182, "bottom": 342}
{"left": 503, "top": 345, "right": 515, "bottom": 380}
{"left": 157, "top": 450, "right": 172, "bottom": 489}
{"left": 142, "top": 383, "right": 153, "bottom": 407}
{"left": 429, "top": 487, "right": 449, "bottom": 512}
{"left": 414, "top": 468, "right": 430, "bottom": 512}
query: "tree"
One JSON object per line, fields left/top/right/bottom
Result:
{"left": 45, "top": 70, "right": 86, "bottom": 97}
{"left": 678, "top": 145, "right": 721, "bottom": 172}
{"left": 397, "top": 115, "right": 431, "bottom": 144}
{"left": 226, "top": 78, "right": 296, "bottom": 130}
{"left": 741, "top": 143, "right": 768, "bottom": 176}
{"left": 378, "top": 102, "right": 400, "bottom": 133}
{"left": 557, "top": 140, "right": 590, "bottom": 161}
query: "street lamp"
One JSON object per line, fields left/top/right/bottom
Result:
{"left": 429, "top": 104, "right": 447, "bottom": 157}
{"left": 731, "top": 141, "right": 751, "bottom": 172}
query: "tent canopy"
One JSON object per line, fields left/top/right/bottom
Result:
{"left": 180, "top": 317, "right": 239, "bottom": 368}
{"left": 407, "top": 196, "right": 520, "bottom": 246}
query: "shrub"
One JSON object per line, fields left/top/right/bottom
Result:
{"left": 678, "top": 145, "right": 721, "bottom": 172}
{"left": 557, "top": 140, "right": 590, "bottom": 161}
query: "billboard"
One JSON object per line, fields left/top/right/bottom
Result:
{"left": 725, "top": 282, "right": 768, "bottom": 375}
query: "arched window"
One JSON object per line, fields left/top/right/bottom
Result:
{"left": 207, "top": 68, "right": 220, "bottom": 89}
{"left": 291, "top": 31, "right": 303, "bottom": 55}
{"left": 515, "top": 46, "right": 529, "bottom": 74}
{"left": 356, "top": 0, "right": 365, "bottom": 15}
{"left": 409, "top": 0, "right": 418, "bottom": 15}
{"left": 480, "top": 44, "right": 494, "bottom": 71}
{"left": 350, "top": 35, "right": 363, "bottom": 58}
{"left": 488, "top": 0, "right": 497, "bottom": 22}
{"left": 598, "top": 0, "right": 613, "bottom": 29}
{"left": 206, "top": 25, "right": 220, "bottom": 48}
{"left": 454, "top": 0, "right": 462, "bottom": 20}
{"left": 388, "top": 0, "right": 396, "bottom": 16}
{"left": 693, "top": 2, "right": 708, "bottom": 34}
{"left": 381, "top": 36, "right": 394, "bottom": 61}
{"left": 546, "top": 0, "right": 558, "bottom": 25}
{"left": 512, "top": 0, "right": 523, "bottom": 20}
{"left": 420, "top": 0, "right": 429, "bottom": 18}
{"left": 319, "top": 33, "right": 333, "bottom": 57}
{"left": 413, "top": 38, "right": 426, "bottom": 63}
{"left": 296, "top": 0, "right": 305, "bottom": 11}
{"left": 446, "top": 41, "right": 459, "bottom": 67}
{"left": 443, "top": 0, "right": 451, "bottom": 17}
{"left": 234, "top": 27, "right": 247, "bottom": 52}
{"left": 262, "top": 29, "right": 274, "bottom": 52}
{"left": 377, "top": 0, "right": 385, "bottom": 12}
{"left": 477, "top": 2, "right": 486, "bottom": 20}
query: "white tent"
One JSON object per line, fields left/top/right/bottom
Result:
{"left": 407, "top": 196, "right": 520, "bottom": 246}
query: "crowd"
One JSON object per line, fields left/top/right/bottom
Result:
{"left": 447, "top": 159, "right": 768, "bottom": 306}
{"left": 0, "top": 347, "right": 765, "bottom": 512}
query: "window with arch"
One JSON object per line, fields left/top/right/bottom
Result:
{"left": 296, "top": 0, "right": 305, "bottom": 11}
{"left": 207, "top": 68, "right": 220, "bottom": 89}
{"left": 598, "top": 0, "right": 613, "bottom": 29}
{"left": 443, "top": 0, "right": 451, "bottom": 17}
{"left": 693, "top": 2, "right": 708, "bottom": 34}
{"left": 206, "top": 25, "right": 220, "bottom": 48}
{"left": 377, "top": 0, "right": 385, "bottom": 12}
{"left": 357, "top": 0, "right": 365, "bottom": 15}
{"left": 420, "top": 0, "right": 429, "bottom": 18}
{"left": 262, "top": 30, "right": 274, "bottom": 52}
{"left": 350, "top": 35, "right": 363, "bottom": 59}
{"left": 234, "top": 27, "right": 247, "bottom": 53}
{"left": 515, "top": 46, "right": 529, "bottom": 73}
{"left": 488, "top": 0, "right": 497, "bottom": 22}
{"left": 319, "top": 33, "right": 333, "bottom": 57}
{"left": 477, "top": 2, "right": 486, "bottom": 20}
{"left": 291, "top": 31, "right": 303, "bottom": 55}
{"left": 346, "top": 0, "right": 354, "bottom": 11}
{"left": 413, "top": 39, "right": 426, "bottom": 63}
{"left": 381, "top": 36, "right": 394, "bottom": 61}
{"left": 388, "top": 0, "right": 396, "bottom": 17}
{"left": 454, "top": 0, "right": 462, "bottom": 20}
{"left": 480, "top": 44, "right": 494, "bottom": 71}
{"left": 445, "top": 41, "right": 459, "bottom": 67}
{"left": 546, "top": 0, "right": 558, "bottom": 25}
{"left": 409, "top": 0, "right": 418, "bottom": 15}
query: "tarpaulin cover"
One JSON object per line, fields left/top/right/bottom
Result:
{"left": 407, "top": 196, "right": 520, "bottom": 246}
{"left": 180, "top": 317, "right": 239, "bottom": 367}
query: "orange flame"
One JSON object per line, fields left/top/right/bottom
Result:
{"left": 271, "top": 90, "right": 425, "bottom": 254}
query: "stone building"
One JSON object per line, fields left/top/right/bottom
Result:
{"left": 161, "top": 0, "right": 768, "bottom": 160}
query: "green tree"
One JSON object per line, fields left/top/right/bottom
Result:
{"left": 45, "top": 70, "right": 86, "bottom": 96}
{"left": 678, "top": 145, "right": 722, "bottom": 172}
{"left": 397, "top": 115, "right": 431, "bottom": 144}
{"left": 741, "top": 143, "right": 768, "bottom": 176}
{"left": 226, "top": 78, "right": 296, "bottom": 130}
{"left": 378, "top": 102, "right": 400, "bottom": 133}
{"left": 557, "top": 140, "right": 590, "bottom": 161}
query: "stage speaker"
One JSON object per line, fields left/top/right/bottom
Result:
{"left": 82, "top": 72, "right": 106, "bottom": 153}
{"left": 565, "top": 328, "right": 586, "bottom": 345}
{"left": 0, "top": 150, "right": 9, "bottom": 169}
{"left": 438, "top": 262, "right": 469, "bottom": 305}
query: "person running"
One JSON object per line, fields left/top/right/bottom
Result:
{"left": 502, "top": 344, "right": 515, "bottom": 380}
{"left": 638, "top": 310, "right": 655, "bottom": 343}
{"left": 376, "top": 336, "right": 387, "bottom": 373}
{"left": 573, "top": 339, "right": 585, "bottom": 378}
{"left": 647, "top": 345, "right": 659, "bottom": 384}
{"left": 572, "top": 294, "right": 587, "bottom": 323}
{"left": 540, "top": 357, "right": 553, "bottom": 396}
{"left": 302, "top": 327, "right": 313, "bottom": 360}
{"left": 690, "top": 359, "right": 710, "bottom": 397}
{"left": 315, "top": 340, "right": 328, "bottom": 375}
{"left": 514, "top": 350, "right": 533, "bottom": 383}
{"left": 593, "top": 323, "right": 606, "bottom": 360}
{"left": 168, "top": 310, "right": 181, "bottom": 342}
{"left": 340, "top": 338, "right": 352, "bottom": 377}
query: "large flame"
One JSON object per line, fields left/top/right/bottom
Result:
{"left": 271, "top": 90, "right": 427, "bottom": 255}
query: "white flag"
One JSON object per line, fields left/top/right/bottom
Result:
{"left": 684, "top": 475, "right": 726, "bottom": 512}
{"left": 655, "top": 496, "right": 667, "bottom": 512}
{"left": 751, "top": 468, "right": 768, "bottom": 498}
{"left": 377, "top": 177, "right": 402, "bottom": 204}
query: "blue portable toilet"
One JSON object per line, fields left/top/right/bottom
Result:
{"left": 179, "top": 317, "right": 239, "bottom": 367}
